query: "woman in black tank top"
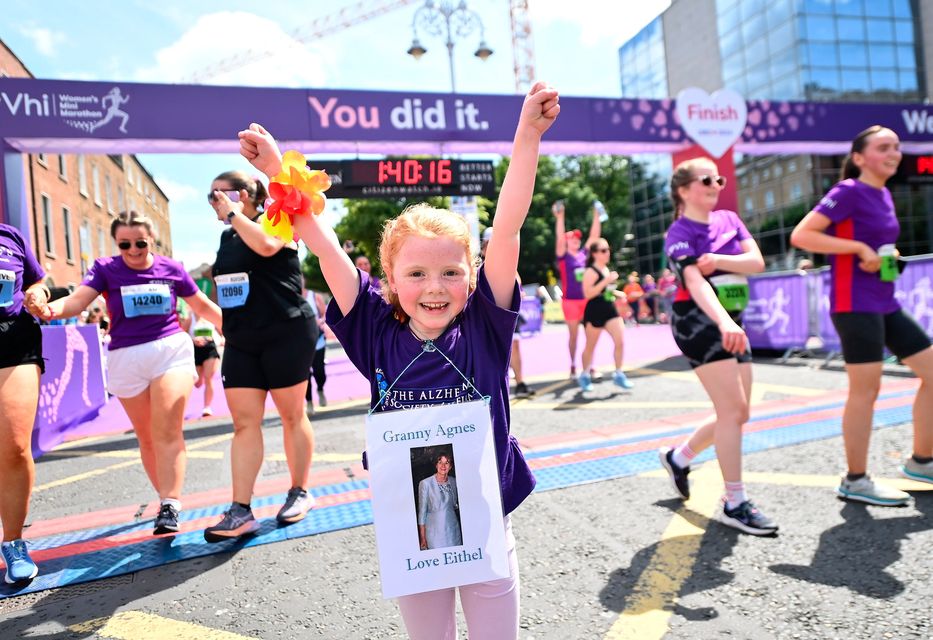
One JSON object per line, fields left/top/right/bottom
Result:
{"left": 578, "top": 239, "right": 633, "bottom": 392}
{"left": 203, "top": 171, "right": 319, "bottom": 542}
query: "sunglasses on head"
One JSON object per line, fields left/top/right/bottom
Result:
{"left": 117, "top": 239, "right": 150, "bottom": 250}
{"left": 207, "top": 190, "right": 241, "bottom": 204}
{"left": 692, "top": 175, "right": 727, "bottom": 187}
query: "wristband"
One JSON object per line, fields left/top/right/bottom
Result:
{"left": 227, "top": 210, "right": 237, "bottom": 222}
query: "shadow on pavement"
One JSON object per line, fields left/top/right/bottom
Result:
{"left": 0, "top": 544, "right": 244, "bottom": 639}
{"left": 769, "top": 492, "right": 933, "bottom": 598}
{"left": 598, "top": 498, "right": 740, "bottom": 622}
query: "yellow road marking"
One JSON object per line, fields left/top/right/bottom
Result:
{"left": 33, "top": 433, "right": 234, "bottom": 493}
{"left": 515, "top": 401, "right": 714, "bottom": 410}
{"left": 634, "top": 367, "right": 826, "bottom": 397}
{"left": 639, "top": 469, "right": 933, "bottom": 491}
{"left": 69, "top": 611, "right": 258, "bottom": 639}
{"left": 605, "top": 467, "right": 722, "bottom": 640}
{"left": 44, "top": 449, "right": 223, "bottom": 460}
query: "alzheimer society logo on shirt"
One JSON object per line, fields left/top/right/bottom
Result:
{"left": 375, "top": 368, "right": 474, "bottom": 410}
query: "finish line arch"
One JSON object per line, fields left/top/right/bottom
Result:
{"left": 3, "top": 76, "right": 933, "bottom": 233}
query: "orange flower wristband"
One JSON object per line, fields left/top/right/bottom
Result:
{"left": 261, "top": 150, "right": 331, "bottom": 242}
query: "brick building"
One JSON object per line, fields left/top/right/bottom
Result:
{"left": 0, "top": 39, "right": 172, "bottom": 289}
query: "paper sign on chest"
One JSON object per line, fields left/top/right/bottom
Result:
{"left": 365, "top": 398, "right": 509, "bottom": 599}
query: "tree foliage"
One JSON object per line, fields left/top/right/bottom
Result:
{"left": 303, "top": 155, "right": 652, "bottom": 292}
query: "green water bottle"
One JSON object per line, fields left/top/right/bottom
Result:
{"left": 879, "top": 244, "right": 899, "bottom": 282}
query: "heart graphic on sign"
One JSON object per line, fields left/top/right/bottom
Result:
{"left": 675, "top": 88, "right": 747, "bottom": 158}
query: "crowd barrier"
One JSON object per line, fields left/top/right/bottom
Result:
{"left": 744, "top": 254, "right": 933, "bottom": 354}
{"left": 32, "top": 325, "right": 108, "bottom": 458}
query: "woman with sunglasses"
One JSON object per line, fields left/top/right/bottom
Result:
{"left": 577, "top": 238, "right": 634, "bottom": 392}
{"left": 35, "top": 211, "right": 222, "bottom": 535}
{"left": 202, "top": 171, "right": 318, "bottom": 542}
{"left": 658, "top": 158, "right": 778, "bottom": 536}
{"left": 791, "top": 126, "right": 933, "bottom": 506}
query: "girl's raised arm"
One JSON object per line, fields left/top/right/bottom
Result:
{"left": 484, "top": 83, "right": 560, "bottom": 309}
{"left": 239, "top": 123, "right": 359, "bottom": 315}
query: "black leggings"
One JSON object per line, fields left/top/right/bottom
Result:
{"left": 306, "top": 347, "right": 326, "bottom": 401}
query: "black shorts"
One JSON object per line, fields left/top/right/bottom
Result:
{"left": 583, "top": 297, "right": 619, "bottom": 329}
{"left": 671, "top": 301, "right": 751, "bottom": 369}
{"left": 222, "top": 315, "right": 317, "bottom": 390}
{"left": 0, "top": 312, "right": 45, "bottom": 373}
{"left": 194, "top": 341, "right": 220, "bottom": 366}
{"left": 831, "top": 309, "right": 931, "bottom": 364}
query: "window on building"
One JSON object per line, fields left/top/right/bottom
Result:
{"left": 105, "top": 175, "right": 114, "bottom": 213}
{"left": 788, "top": 159, "right": 797, "bottom": 172}
{"left": 98, "top": 225, "right": 106, "bottom": 258}
{"left": 127, "top": 165, "right": 134, "bottom": 186}
{"left": 78, "top": 155, "right": 88, "bottom": 196}
{"left": 58, "top": 155, "right": 67, "bottom": 180}
{"left": 41, "top": 195, "right": 54, "bottom": 255}
{"left": 744, "top": 196, "right": 754, "bottom": 214}
{"left": 37, "top": 153, "right": 47, "bottom": 166}
{"left": 92, "top": 164, "right": 102, "bottom": 206}
{"left": 790, "top": 181, "right": 803, "bottom": 200}
{"left": 79, "top": 220, "right": 91, "bottom": 273}
{"left": 63, "top": 206, "right": 74, "bottom": 262}
{"left": 765, "top": 190, "right": 776, "bottom": 209}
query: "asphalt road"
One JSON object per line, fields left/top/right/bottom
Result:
{"left": 2, "top": 345, "right": 931, "bottom": 640}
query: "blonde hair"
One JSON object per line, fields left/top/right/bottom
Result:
{"left": 379, "top": 203, "right": 478, "bottom": 321}
{"left": 111, "top": 210, "right": 155, "bottom": 239}
{"left": 670, "top": 157, "right": 718, "bottom": 217}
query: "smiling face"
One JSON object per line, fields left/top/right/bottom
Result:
{"left": 854, "top": 128, "right": 902, "bottom": 182}
{"left": 355, "top": 255, "right": 372, "bottom": 274}
{"left": 678, "top": 159, "right": 723, "bottom": 215}
{"left": 386, "top": 235, "right": 472, "bottom": 340}
{"left": 435, "top": 455, "right": 452, "bottom": 478}
{"left": 114, "top": 223, "right": 153, "bottom": 270}
{"left": 590, "top": 240, "right": 611, "bottom": 267}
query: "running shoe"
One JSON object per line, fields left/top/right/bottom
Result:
{"left": 613, "top": 371, "right": 634, "bottom": 389}
{"left": 900, "top": 457, "right": 933, "bottom": 484}
{"left": 514, "top": 382, "right": 535, "bottom": 398}
{"left": 1, "top": 540, "right": 38, "bottom": 584}
{"left": 153, "top": 503, "right": 180, "bottom": 535}
{"left": 204, "top": 504, "right": 260, "bottom": 542}
{"left": 720, "top": 499, "right": 779, "bottom": 536}
{"left": 577, "top": 372, "right": 593, "bottom": 392}
{"left": 590, "top": 369, "right": 603, "bottom": 381}
{"left": 276, "top": 487, "right": 316, "bottom": 524}
{"left": 201, "top": 406, "right": 214, "bottom": 417}
{"left": 569, "top": 366, "right": 577, "bottom": 380}
{"left": 658, "top": 447, "right": 690, "bottom": 499}
{"left": 317, "top": 389, "right": 327, "bottom": 407}
{"left": 836, "top": 474, "right": 911, "bottom": 506}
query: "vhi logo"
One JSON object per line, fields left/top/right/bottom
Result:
{"left": 0, "top": 87, "right": 130, "bottom": 134}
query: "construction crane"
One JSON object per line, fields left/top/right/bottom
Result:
{"left": 184, "top": 0, "right": 535, "bottom": 93}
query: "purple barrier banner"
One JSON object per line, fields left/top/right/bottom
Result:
{"left": 517, "top": 298, "right": 543, "bottom": 337}
{"left": 743, "top": 272, "right": 810, "bottom": 350}
{"left": 816, "top": 269, "right": 841, "bottom": 352}
{"left": 895, "top": 256, "right": 933, "bottom": 337}
{"left": 33, "top": 325, "right": 108, "bottom": 458}
{"left": 2, "top": 78, "right": 933, "bottom": 156}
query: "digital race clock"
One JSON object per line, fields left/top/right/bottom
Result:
{"left": 311, "top": 159, "right": 496, "bottom": 199}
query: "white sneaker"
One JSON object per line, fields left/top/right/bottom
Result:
{"left": 836, "top": 474, "right": 910, "bottom": 506}
{"left": 901, "top": 457, "right": 933, "bottom": 484}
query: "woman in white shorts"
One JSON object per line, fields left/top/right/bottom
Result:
{"left": 38, "top": 211, "right": 222, "bottom": 535}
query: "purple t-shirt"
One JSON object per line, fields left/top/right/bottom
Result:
{"left": 813, "top": 179, "right": 900, "bottom": 314}
{"left": 83, "top": 254, "right": 198, "bottom": 350}
{"left": 0, "top": 224, "right": 45, "bottom": 319}
{"left": 664, "top": 210, "right": 752, "bottom": 301}
{"left": 557, "top": 250, "right": 587, "bottom": 300}
{"left": 326, "top": 267, "right": 535, "bottom": 515}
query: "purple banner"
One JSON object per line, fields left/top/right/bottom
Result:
{"left": 815, "top": 269, "right": 842, "bottom": 352}
{"left": 518, "top": 298, "right": 543, "bottom": 336}
{"left": 32, "top": 325, "right": 108, "bottom": 458}
{"left": 743, "top": 272, "right": 810, "bottom": 350}
{"left": 1, "top": 78, "right": 933, "bottom": 156}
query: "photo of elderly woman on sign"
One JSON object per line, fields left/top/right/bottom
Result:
{"left": 417, "top": 451, "right": 462, "bottom": 550}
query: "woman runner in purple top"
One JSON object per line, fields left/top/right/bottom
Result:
{"left": 658, "top": 157, "right": 778, "bottom": 536}
{"left": 1, "top": 223, "right": 51, "bottom": 583}
{"left": 35, "top": 211, "right": 222, "bottom": 535}
{"left": 792, "top": 126, "right": 933, "bottom": 506}
{"left": 237, "top": 82, "right": 560, "bottom": 640}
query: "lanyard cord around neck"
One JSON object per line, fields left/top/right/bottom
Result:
{"left": 367, "top": 338, "right": 491, "bottom": 416}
